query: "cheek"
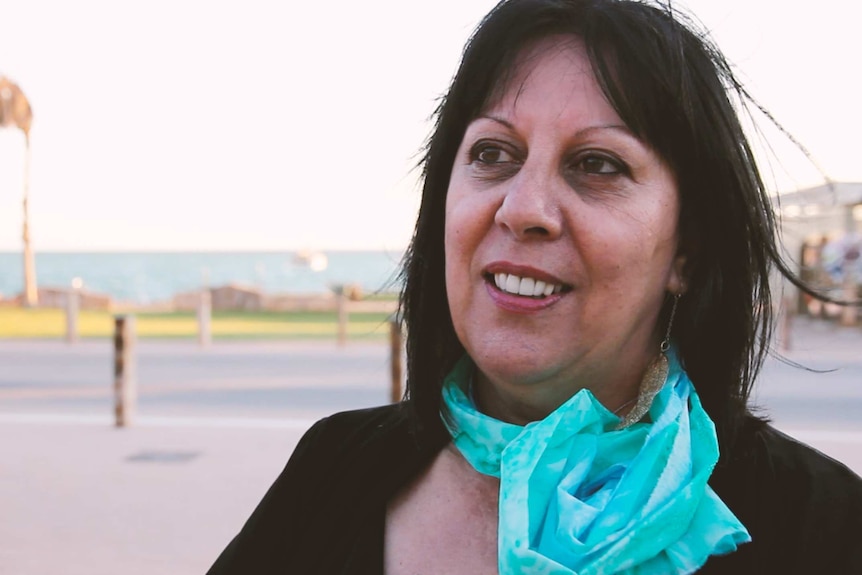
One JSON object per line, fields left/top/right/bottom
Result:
{"left": 444, "top": 191, "right": 472, "bottom": 314}
{"left": 445, "top": 235, "right": 476, "bottom": 309}
{"left": 584, "top": 207, "right": 679, "bottom": 289}
{"left": 444, "top": 239, "right": 460, "bottom": 312}
{"left": 444, "top": 222, "right": 476, "bottom": 349}
{"left": 444, "top": 183, "right": 484, "bottom": 268}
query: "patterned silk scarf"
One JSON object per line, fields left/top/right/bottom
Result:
{"left": 441, "top": 350, "right": 750, "bottom": 575}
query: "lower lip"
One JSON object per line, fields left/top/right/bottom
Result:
{"left": 485, "top": 281, "right": 564, "bottom": 313}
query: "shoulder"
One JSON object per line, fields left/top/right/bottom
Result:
{"left": 721, "top": 418, "right": 862, "bottom": 508}
{"left": 289, "top": 403, "right": 411, "bottom": 464}
{"left": 207, "top": 404, "right": 435, "bottom": 574}
{"left": 707, "top": 416, "right": 862, "bottom": 573}
{"left": 294, "top": 403, "right": 450, "bottom": 474}
{"left": 244, "top": 402, "right": 419, "bottom": 516}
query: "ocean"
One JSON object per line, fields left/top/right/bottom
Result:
{"left": 0, "top": 250, "right": 405, "bottom": 304}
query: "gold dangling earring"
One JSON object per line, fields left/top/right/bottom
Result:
{"left": 616, "top": 293, "right": 680, "bottom": 429}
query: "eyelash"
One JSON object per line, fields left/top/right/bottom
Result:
{"left": 468, "top": 141, "right": 630, "bottom": 178}
{"left": 569, "top": 153, "right": 629, "bottom": 177}
{"left": 469, "top": 141, "right": 520, "bottom": 166}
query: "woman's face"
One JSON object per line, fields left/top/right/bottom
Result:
{"left": 444, "top": 36, "right": 687, "bottom": 422}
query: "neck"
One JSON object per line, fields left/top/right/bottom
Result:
{"left": 472, "top": 364, "right": 646, "bottom": 426}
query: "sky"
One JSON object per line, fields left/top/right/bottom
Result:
{"left": 0, "top": 0, "right": 859, "bottom": 252}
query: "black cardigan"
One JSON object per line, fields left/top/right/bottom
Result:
{"left": 208, "top": 404, "right": 862, "bottom": 574}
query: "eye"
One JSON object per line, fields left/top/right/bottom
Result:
{"left": 470, "top": 142, "right": 518, "bottom": 165}
{"left": 571, "top": 152, "right": 628, "bottom": 176}
{"left": 579, "top": 154, "right": 622, "bottom": 174}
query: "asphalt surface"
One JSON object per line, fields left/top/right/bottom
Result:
{"left": 1, "top": 317, "right": 860, "bottom": 574}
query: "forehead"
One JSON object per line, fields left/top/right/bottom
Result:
{"left": 480, "top": 35, "right": 620, "bottom": 124}
{"left": 484, "top": 35, "right": 595, "bottom": 107}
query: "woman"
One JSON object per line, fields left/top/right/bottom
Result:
{"left": 209, "top": 1, "right": 862, "bottom": 573}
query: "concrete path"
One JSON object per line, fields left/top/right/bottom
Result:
{"left": 1, "top": 317, "right": 860, "bottom": 574}
{"left": 2, "top": 423, "right": 303, "bottom": 575}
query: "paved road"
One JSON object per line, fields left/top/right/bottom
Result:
{"left": 1, "top": 320, "right": 859, "bottom": 434}
{"left": 0, "top": 340, "right": 393, "bottom": 420}
{"left": 1, "top": 341, "right": 394, "bottom": 575}
{"left": 1, "top": 318, "right": 860, "bottom": 574}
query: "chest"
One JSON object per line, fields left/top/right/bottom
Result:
{"left": 385, "top": 445, "right": 501, "bottom": 575}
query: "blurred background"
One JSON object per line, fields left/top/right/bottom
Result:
{"left": 1, "top": 1, "right": 861, "bottom": 574}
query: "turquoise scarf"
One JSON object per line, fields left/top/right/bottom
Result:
{"left": 441, "top": 350, "right": 750, "bottom": 575}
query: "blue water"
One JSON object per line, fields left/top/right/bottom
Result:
{"left": 0, "top": 251, "right": 405, "bottom": 304}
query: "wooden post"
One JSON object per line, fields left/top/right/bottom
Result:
{"left": 197, "top": 288, "right": 212, "bottom": 346}
{"left": 113, "top": 315, "right": 137, "bottom": 427}
{"left": 840, "top": 274, "right": 858, "bottom": 327}
{"left": 336, "top": 288, "right": 348, "bottom": 347}
{"left": 65, "top": 278, "right": 82, "bottom": 344}
{"left": 389, "top": 319, "right": 403, "bottom": 403}
{"left": 839, "top": 206, "right": 859, "bottom": 326}
{"left": 779, "top": 294, "right": 793, "bottom": 351}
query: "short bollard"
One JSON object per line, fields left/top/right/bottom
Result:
{"left": 114, "top": 315, "right": 137, "bottom": 427}
{"left": 65, "top": 278, "right": 82, "bottom": 344}
{"left": 390, "top": 319, "right": 403, "bottom": 403}
{"left": 198, "top": 288, "right": 212, "bottom": 346}
{"left": 336, "top": 289, "right": 348, "bottom": 347}
{"left": 840, "top": 273, "right": 858, "bottom": 327}
{"left": 779, "top": 294, "right": 794, "bottom": 352}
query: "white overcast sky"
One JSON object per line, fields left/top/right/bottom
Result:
{"left": 0, "top": 0, "right": 858, "bottom": 252}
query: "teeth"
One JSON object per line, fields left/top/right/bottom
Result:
{"left": 505, "top": 274, "right": 520, "bottom": 294}
{"left": 493, "top": 273, "right": 563, "bottom": 297}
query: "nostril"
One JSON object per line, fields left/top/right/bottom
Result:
{"left": 494, "top": 191, "right": 561, "bottom": 240}
{"left": 524, "top": 226, "right": 550, "bottom": 236}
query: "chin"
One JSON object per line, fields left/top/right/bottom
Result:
{"left": 472, "top": 350, "right": 559, "bottom": 388}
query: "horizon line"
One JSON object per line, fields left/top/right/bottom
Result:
{"left": 0, "top": 247, "right": 408, "bottom": 254}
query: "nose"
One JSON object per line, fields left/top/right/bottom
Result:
{"left": 494, "top": 167, "right": 563, "bottom": 241}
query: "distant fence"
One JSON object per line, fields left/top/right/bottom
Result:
{"left": 173, "top": 284, "right": 396, "bottom": 314}
{"left": 1, "top": 283, "right": 398, "bottom": 315}
{"left": 1, "top": 286, "right": 111, "bottom": 311}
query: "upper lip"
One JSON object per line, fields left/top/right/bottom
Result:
{"left": 483, "top": 261, "right": 569, "bottom": 287}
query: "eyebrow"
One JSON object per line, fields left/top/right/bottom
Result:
{"left": 476, "top": 114, "right": 636, "bottom": 139}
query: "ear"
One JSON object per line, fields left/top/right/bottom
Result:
{"left": 666, "top": 253, "right": 688, "bottom": 295}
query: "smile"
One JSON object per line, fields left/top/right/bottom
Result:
{"left": 493, "top": 273, "right": 563, "bottom": 298}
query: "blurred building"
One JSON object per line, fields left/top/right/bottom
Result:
{"left": 775, "top": 182, "right": 862, "bottom": 318}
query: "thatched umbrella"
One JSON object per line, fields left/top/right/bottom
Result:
{"left": 0, "top": 76, "right": 37, "bottom": 307}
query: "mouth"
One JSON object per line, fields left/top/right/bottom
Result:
{"left": 488, "top": 272, "right": 564, "bottom": 298}
{"left": 482, "top": 263, "right": 572, "bottom": 301}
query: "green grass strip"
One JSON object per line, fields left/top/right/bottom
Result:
{"left": 0, "top": 308, "right": 394, "bottom": 340}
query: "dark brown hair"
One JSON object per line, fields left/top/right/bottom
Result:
{"left": 399, "top": 0, "right": 803, "bottom": 450}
